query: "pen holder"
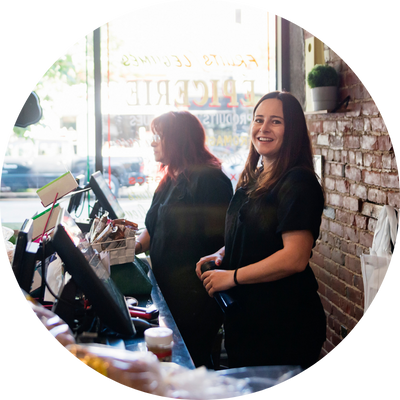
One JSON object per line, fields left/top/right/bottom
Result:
{"left": 91, "top": 236, "right": 136, "bottom": 266}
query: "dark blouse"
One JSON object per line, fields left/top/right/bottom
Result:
{"left": 146, "top": 165, "right": 233, "bottom": 289}
{"left": 223, "top": 167, "right": 323, "bottom": 271}
{"left": 221, "top": 167, "right": 326, "bottom": 368}
{"left": 145, "top": 165, "right": 233, "bottom": 367}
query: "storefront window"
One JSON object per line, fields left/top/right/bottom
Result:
{"left": 1, "top": 3, "right": 275, "bottom": 230}
{"left": 98, "top": 3, "right": 275, "bottom": 228}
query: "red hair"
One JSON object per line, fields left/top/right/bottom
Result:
{"left": 151, "top": 111, "right": 221, "bottom": 190}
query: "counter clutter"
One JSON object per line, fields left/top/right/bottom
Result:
{"left": 68, "top": 344, "right": 254, "bottom": 398}
{"left": 26, "top": 291, "right": 302, "bottom": 398}
{"left": 5, "top": 174, "right": 252, "bottom": 396}
{"left": 27, "top": 292, "right": 256, "bottom": 398}
{"left": 10, "top": 210, "right": 303, "bottom": 398}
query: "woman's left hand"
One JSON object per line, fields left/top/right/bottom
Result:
{"left": 201, "top": 269, "right": 235, "bottom": 297}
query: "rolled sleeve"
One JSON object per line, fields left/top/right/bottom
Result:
{"left": 276, "top": 169, "right": 324, "bottom": 242}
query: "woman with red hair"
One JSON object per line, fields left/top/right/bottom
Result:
{"left": 135, "top": 111, "right": 233, "bottom": 368}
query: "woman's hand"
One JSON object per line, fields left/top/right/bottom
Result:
{"left": 135, "top": 229, "right": 151, "bottom": 255}
{"left": 201, "top": 269, "right": 235, "bottom": 297}
{"left": 195, "top": 247, "right": 225, "bottom": 279}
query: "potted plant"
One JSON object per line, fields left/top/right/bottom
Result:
{"left": 307, "top": 64, "right": 339, "bottom": 111}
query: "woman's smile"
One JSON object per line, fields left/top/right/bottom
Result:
{"left": 251, "top": 98, "right": 285, "bottom": 167}
{"left": 257, "top": 137, "right": 274, "bottom": 142}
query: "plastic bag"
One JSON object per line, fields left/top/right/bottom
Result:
{"left": 64, "top": 344, "right": 253, "bottom": 400}
{"left": 67, "top": 343, "right": 167, "bottom": 396}
{"left": 370, "top": 205, "right": 398, "bottom": 256}
{"left": 67, "top": 346, "right": 296, "bottom": 398}
{"left": 44, "top": 254, "right": 69, "bottom": 302}
{"left": 162, "top": 365, "right": 252, "bottom": 399}
{"left": 214, "top": 365, "right": 302, "bottom": 393}
{"left": 2, "top": 225, "right": 15, "bottom": 263}
{"left": 361, "top": 205, "right": 398, "bottom": 312}
{"left": 360, "top": 254, "right": 394, "bottom": 317}
{"left": 2, "top": 225, "right": 14, "bottom": 241}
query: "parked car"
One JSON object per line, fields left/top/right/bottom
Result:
{"left": 70, "top": 155, "right": 146, "bottom": 196}
{"left": 1, "top": 154, "right": 145, "bottom": 197}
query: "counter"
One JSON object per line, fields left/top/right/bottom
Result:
{"left": 123, "top": 262, "right": 195, "bottom": 369}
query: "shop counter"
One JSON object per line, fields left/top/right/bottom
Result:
{"left": 123, "top": 263, "right": 195, "bottom": 370}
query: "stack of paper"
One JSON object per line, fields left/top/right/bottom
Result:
{"left": 33, "top": 171, "right": 78, "bottom": 240}
{"left": 32, "top": 204, "right": 62, "bottom": 241}
{"left": 36, "top": 171, "right": 78, "bottom": 207}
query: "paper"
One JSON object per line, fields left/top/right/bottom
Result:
{"left": 32, "top": 203, "right": 61, "bottom": 241}
{"left": 36, "top": 171, "right": 78, "bottom": 207}
{"left": 44, "top": 254, "right": 64, "bottom": 302}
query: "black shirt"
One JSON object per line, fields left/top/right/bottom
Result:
{"left": 221, "top": 167, "right": 326, "bottom": 368}
{"left": 145, "top": 165, "right": 233, "bottom": 367}
{"left": 223, "top": 167, "right": 324, "bottom": 271}
{"left": 146, "top": 165, "right": 233, "bottom": 290}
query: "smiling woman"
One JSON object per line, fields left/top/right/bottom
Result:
{"left": 196, "top": 90, "right": 326, "bottom": 369}
{"left": 251, "top": 98, "right": 285, "bottom": 168}
{"left": 237, "top": 91, "right": 315, "bottom": 196}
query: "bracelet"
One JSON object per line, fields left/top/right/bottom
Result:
{"left": 136, "top": 240, "right": 143, "bottom": 253}
{"left": 233, "top": 268, "right": 240, "bottom": 286}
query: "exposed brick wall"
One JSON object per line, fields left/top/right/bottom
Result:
{"left": 305, "top": 46, "right": 399, "bottom": 357}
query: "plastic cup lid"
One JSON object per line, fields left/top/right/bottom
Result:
{"left": 144, "top": 327, "right": 173, "bottom": 346}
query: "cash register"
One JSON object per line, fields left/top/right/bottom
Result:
{"left": 11, "top": 209, "right": 138, "bottom": 337}
{"left": 68, "top": 170, "right": 125, "bottom": 232}
{"left": 10, "top": 172, "right": 195, "bottom": 368}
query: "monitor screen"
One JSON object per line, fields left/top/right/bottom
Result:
{"left": 89, "top": 171, "right": 125, "bottom": 220}
{"left": 12, "top": 219, "right": 40, "bottom": 293}
{"left": 51, "top": 208, "right": 135, "bottom": 337}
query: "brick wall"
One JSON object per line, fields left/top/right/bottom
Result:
{"left": 305, "top": 45, "right": 399, "bottom": 357}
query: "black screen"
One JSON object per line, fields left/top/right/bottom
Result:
{"left": 51, "top": 208, "right": 134, "bottom": 337}
{"left": 89, "top": 171, "right": 125, "bottom": 220}
{"left": 12, "top": 219, "right": 39, "bottom": 293}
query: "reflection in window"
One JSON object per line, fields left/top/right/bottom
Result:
{"left": 1, "top": 3, "right": 276, "bottom": 230}
{"left": 98, "top": 4, "right": 276, "bottom": 227}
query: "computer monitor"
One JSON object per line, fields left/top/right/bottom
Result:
{"left": 12, "top": 219, "right": 40, "bottom": 293}
{"left": 89, "top": 171, "right": 125, "bottom": 220}
{"left": 51, "top": 208, "right": 135, "bottom": 337}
